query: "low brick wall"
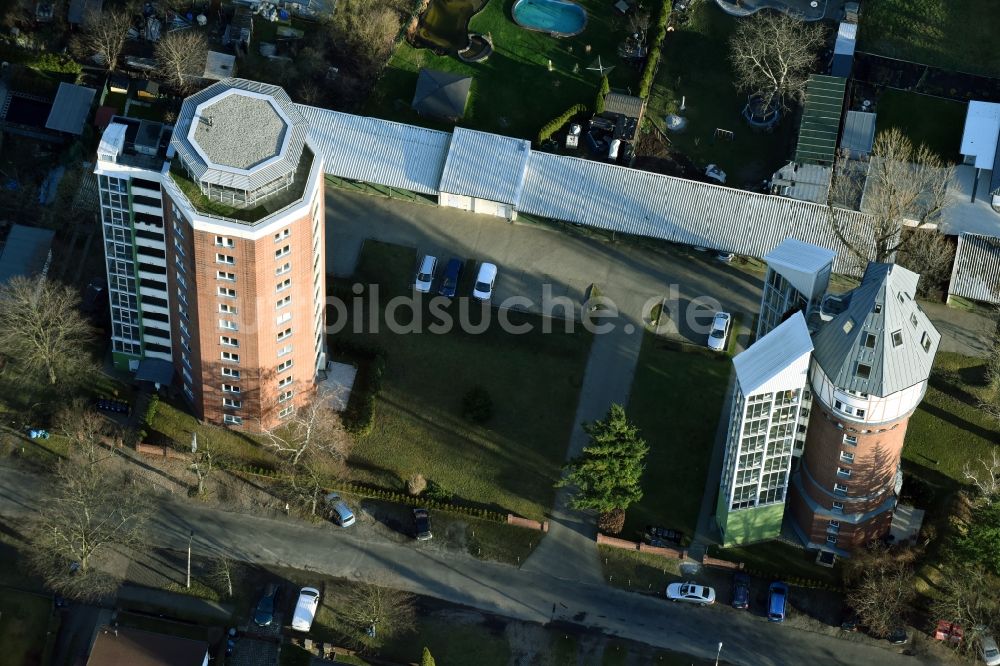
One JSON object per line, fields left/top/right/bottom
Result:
{"left": 638, "top": 542, "right": 686, "bottom": 559}
{"left": 136, "top": 443, "right": 189, "bottom": 461}
{"left": 507, "top": 515, "right": 549, "bottom": 532}
{"left": 703, "top": 555, "right": 744, "bottom": 570}
{"left": 596, "top": 533, "right": 640, "bottom": 551}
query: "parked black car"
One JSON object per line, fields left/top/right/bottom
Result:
{"left": 253, "top": 583, "right": 282, "bottom": 627}
{"left": 412, "top": 508, "right": 432, "bottom": 541}
{"left": 731, "top": 571, "right": 750, "bottom": 610}
{"left": 438, "top": 258, "right": 463, "bottom": 298}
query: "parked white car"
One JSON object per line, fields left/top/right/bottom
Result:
{"left": 707, "top": 312, "right": 731, "bottom": 352}
{"left": 981, "top": 635, "right": 1000, "bottom": 666}
{"left": 472, "top": 262, "right": 497, "bottom": 301}
{"left": 414, "top": 255, "right": 437, "bottom": 293}
{"left": 665, "top": 582, "right": 716, "bottom": 605}
{"left": 291, "top": 587, "right": 320, "bottom": 632}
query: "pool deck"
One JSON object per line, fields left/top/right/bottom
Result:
{"left": 713, "top": 0, "right": 848, "bottom": 21}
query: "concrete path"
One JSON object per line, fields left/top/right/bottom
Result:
{"left": 522, "top": 309, "right": 645, "bottom": 584}
{"left": 920, "top": 301, "right": 997, "bottom": 358}
{"left": 0, "top": 464, "right": 934, "bottom": 666}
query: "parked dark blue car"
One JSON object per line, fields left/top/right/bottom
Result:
{"left": 768, "top": 581, "right": 789, "bottom": 622}
{"left": 438, "top": 258, "right": 463, "bottom": 297}
{"left": 731, "top": 571, "right": 750, "bottom": 610}
{"left": 253, "top": 583, "right": 282, "bottom": 627}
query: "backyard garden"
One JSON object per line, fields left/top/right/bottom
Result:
{"left": 871, "top": 89, "right": 965, "bottom": 162}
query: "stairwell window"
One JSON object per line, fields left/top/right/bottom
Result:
{"left": 220, "top": 336, "right": 239, "bottom": 348}
{"left": 274, "top": 228, "right": 290, "bottom": 243}
{"left": 276, "top": 262, "right": 291, "bottom": 276}
{"left": 921, "top": 331, "right": 932, "bottom": 352}
{"left": 217, "top": 271, "right": 236, "bottom": 282}
{"left": 222, "top": 367, "right": 240, "bottom": 379}
{"left": 891, "top": 330, "right": 903, "bottom": 347}
{"left": 278, "top": 405, "right": 294, "bottom": 419}
{"left": 832, "top": 501, "right": 844, "bottom": 514}
{"left": 277, "top": 344, "right": 292, "bottom": 357}
{"left": 278, "top": 390, "right": 294, "bottom": 403}
{"left": 276, "top": 278, "right": 291, "bottom": 292}
{"left": 216, "top": 253, "right": 235, "bottom": 265}
{"left": 277, "top": 359, "right": 293, "bottom": 372}
{"left": 223, "top": 397, "right": 242, "bottom": 409}
{"left": 828, "top": 520, "right": 840, "bottom": 533}
{"left": 277, "top": 327, "right": 292, "bottom": 342}
{"left": 276, "top": 295, "right": 291, "bottom": 309}
{"left": 833, "top": 483, "right": 849, "bottom": 496}
{"left": 219, "top": 303, "right": 237, "bottom": 314}
{"left": 277, "top": 375, "right": 293, "bottom": 389}
{"left": 218, "top": 287, "right": 236, "bottom": 298}
{"left": 219, "top": 319, "right": 238, "bottom": 331}
{"left": 840, "top": 451, "right": 855, "bottom": 464}
{"left": 863, "top": 333, "right": 876, "bottom": 349}
{"left": 856, "top": 363, "right": 872, "bottom": 379}
{"left": 222, "top": 384, "right": 240, "bottom": 394}
{"left": 837, "top": 467, "right": 852, "bottom": 478}
{"left": 826, "top": 535, "right": 838, "bottom": 545}
{"left": 215, "top": 236, "right": 234, "bottom": 248}
{"left": 275, "top": 245, "right": 290, "bottom": 259}
{"left": 223, "top": 414, "right": 243, "bottom": 425}
{"left": 221, "top": 351, "right": 239, "bottom": 363}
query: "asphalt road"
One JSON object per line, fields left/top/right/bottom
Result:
{"left": 0, "top": 464, "right": 928, "bottom": 666}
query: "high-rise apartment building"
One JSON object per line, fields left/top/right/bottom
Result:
{"left": 716, "top": 312, "right": 814, "bottom": 547}
{"left": 95, "top": 79, "right": 326, "bottom": 430}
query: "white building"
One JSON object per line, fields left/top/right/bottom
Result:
{"left": 756, "top": 238, "right": 835, "bottom": 340}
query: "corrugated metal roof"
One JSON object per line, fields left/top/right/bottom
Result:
{"left": 841, "top": 111, "right": 876, "bottom": 157}
{"left": 949, "top": 232, "right": 1000, "bottom": 304}
{"left": 812, "top": 263, "right": 940, "bottom": 396}
{"left": 604, "top": 93, "right": 645, "bottom": 119}
{"left": 795, "top": 75, "right": 847, "bottom": 166}
{"left": 960, "top": 101, "right": 1000, "bottom": 170}
{"left": 833, "top": 21, "right": 857, "bottom": 57}
{"left": 439, "top": 128, "right": 531, "bottom": 204}
{"left": 734, "top": 311, "right": 813, "bottom": 396}
{"left": 0, "top": 224, "right": 55, "bottom": 283}
{"left": 519, "top": 151, "right": 874, "bottom": 275}
{"left": 764, "top": 238, "right": 836, "bottom": 300}
{"left": 171, "top": 79, "right": 308, "bottom": 192}
{"left": 45, "top": 83, "right": 96, "bottom": 135}
{"left": 297, "top": 104, "right": 450, "bottom": 195}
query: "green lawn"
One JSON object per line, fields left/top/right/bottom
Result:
{"left": 875, "top": 89, "right": 966, "bottom": 162}
{"left": 335, "top": 241, "right": 592, "bottom": 520}
{"left": 623, "top": 335, "right": 730, "bottom": 542}
{"left": 646, "top": 1, "right": 797, "bottom": 186}
{"left": 858, "top": 0, "right": 1000, "bottom": 77}
{"left": 598, "top": 544, "right": 681, "bottom": 593}
{"left": 370, "top": 0, "right": 640, "bottom": 138}
{"left": 709, "top": 540, "right": 841, "bottom": 587}
{"left": 0, "top": 590, "right": 52, "bottom": 666}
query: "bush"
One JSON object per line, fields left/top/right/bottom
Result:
{"left": 594, "top": 75, "right": 610, "bottom": 114}
{"left": 537, "top": 103, "right": 587, "bottom": 144}
{"left": 598, "top": 508, "right": 626, "bottom": 535}
{"left": 461, "top": 385, "right": 493, "bottom": 424}
{"left": 406, "top": 473, "right": 427, "bottom": 496}
{"left": 424, "top": 480, "right": 454, "bottom": 504}
{"left": 638, "top": 0, "right": 671, "bottom": 98}
{"left": 339, "top": 481, "right": 507, "bottom": 523}
{"left": 144, "top": 395, "right": 159, "bottom": 427}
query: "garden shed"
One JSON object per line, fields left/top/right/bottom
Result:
{"left": 44, "top": 82, "right": 96, "bottom": 135}
{"left": 411, "top": 69, "right": 472, "bottom": 121}
{"left": 0, "top": 224, "right": 55, "bottom": 283}
{"left": 840, "top": 110, "right": 876, "bottom": 157}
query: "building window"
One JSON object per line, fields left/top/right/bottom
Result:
{"left": 832, "top": 501, "right": 844, "bottom": 513}
{"left": 921, "top": 331, "right": 931, "bottom": 352}
{"left": 277, "top": 344, "right": 292, "bottom": 357}
{"left": 856, "top": 409, "right": 866, "bottom": 418}
{"left": 891, "top": 330, "right": 903, "bottom": 347}
{"left": 898, "top": 292, "right": 906, "bottom": 304}
{"left": 278, "top": 390, "right": 293, "bottom": 403}
{"left": 275, "top": 245, "right": 291, "bottom": 259}
{"left": 222, "top": 384, "right": 240, "bottom": 394}
{"left": 856, "top": 363, "right": 872, "bottom": 379}
{"left": 826, "top": 535, "right": 838, "bottom": 545}
{"left": 217, "top": 271, "right": 236, "bottom": 282}
{"left": 220, "top": 319, "right": 238, "bottom": 331}
{"left": 277, "top": 375, "right": 293, "bottom": 388}
{"left": 276, "top": 262, "right": 291, "bottom": 276}
{"left": 277, "top": 327, "right": 292, "bottom": 342}
{"left": 220, "top": 336, "right": 239, "bottom": 347}
{"left": 218, "top": 287, "right": 236, "bottom": 298}
{"left": 840, "top": 451, "right": 855, "bottom": 464}
{"left": 837, "top": 467, "right": 852, "bottom": 478}
{"left": 828, "top": 520, "right": 840, "bottom": 533}
{"left": 277, "top": 312, "right": 292, "bottom": 325}
{"left": 223, "top": 414, "right": 243, "bottom": 425}
{"left": 863, "top": 333, "right": 876, "bottom": 349}
{"left": 834, "top": 483, "right": 849, "bottom": 495}
{"left": 276, "top": 295, "right": 291, "bottom": 309}
{"left": 216, "top": 253, "right": 235, "bottom": 265}
{"left": 215, "top": 236, "right": 235, "bottom": 248}
{"left": 873, "top": 303, "right": 882, "bottom": 314}
{"left": 910, "top": 313, "right": 918, "bottom": 328}
{"left": 276, "top": 278, "right": 291, "bottom": 292}
{"left": 222, "top": 367, "right": 240, "bottom": 379}
{"left": 223, "top": 397, "right": 241, "bottom": 408}
{"left": 277, "top": 359, "right": 293, "bottom": 372}
{"left": 274, "top": 229, "right": 290, "bottom": 243}
{"left": 278, "top": 405, "right": 294, "bottom": 418}
{"left": 219, "top": 303, "right": 237, "bottom": 314}
{"left": 221, "top": 351, "right": 239, "bottom": 363}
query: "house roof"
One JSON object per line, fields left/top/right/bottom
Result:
{"left": 833, "top": 21, "right": 857, "bottom": 56}
{"left": 604, "top": 92, "right": 645, "bottom": 119}
{"left": 411, "top": 69, "right": 471, "bottom": 120}
{"left": 960, "top": 101, "right": 1000, "bottom": 170}
{"left": 439, "top": 127, "right": 531, "bottom": 204}
{"left": 297, "top": 104, "right": 450, "bottom": 195}
{"left": 763, "top": 238, "right": 836, "bottom": 300}
{"left": 812, "top": 263, "right": 940, "bottom": 396}
{"left": 203, "top": 51, "right": 237, "bottom": 81}
{"left": 771, "top": 162, "right": 832, "bottom": 204}
{"left": 795, "top": 75, "right": 847, "bottom": 166}
{"left": 0, "top": 224, "right": 55, "bottom": 283}
{"left": 841, "top": 110, "right": 876, "bottom": 157}
{"left": 45, "top": 82, "right": 96, "bottom": 135}
{"left": 733, "top": 311, "right": 813, "bottom": 396}
{"left": 86, "top": 626, "right": 208, "bottom": 666}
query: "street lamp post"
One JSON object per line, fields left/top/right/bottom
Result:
{"left": 186, "top": 530, "right": 194, "bottom": 589}
{"left": 715, "top": 641, "right": 723, "bottom": 666}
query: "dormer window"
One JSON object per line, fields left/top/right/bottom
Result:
{"left": 863, "top": 333, "right": 876, "bottom": 349}
{"left": 873, "top": 303, "right": 882, "bottom": 313}
{"left": 891, "top": 330, "right": 903, "bottom": 347}
{"left": 856, "top": 363, "right": 872, "bottom": 379}
{"left": 910, "top": 313, "right": 918, "bottom": 328}
{"left": 921, "top": 332, "right": 931, "bottom": 352}
{"left": 843, "top": 318, "right": 855, "bottom": 334}
{"left": 898, "top": 292, "right": 906, "bottom": 304}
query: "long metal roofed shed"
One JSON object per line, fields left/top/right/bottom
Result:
{"left": 949, "top": 232, "right": 1000, "bottom": 305}
{"left": 295, "top": 104, "right": 450, "bottom": 195}
{"left": 171, "top": 78, "right": 309, "bottom": 194}
{"left": 45, "top": 82, "right": 96, "bottom": 135}
{"left": 795, "top": 75, "right": 847, "bottom": 166}
{"left": 0, "top": 224, "right": 55, "bottom": 283}
{"left": 811, "top": 263, "right": 940, "bottom": 396}
{"left": 840, "top": 110, "right": 876, "bottom": 157}
{"left": 438, "top": 128, "right": 531, "bottom": 218}
{"left": 831, "top": 21, "right": 857, "bottom": 78}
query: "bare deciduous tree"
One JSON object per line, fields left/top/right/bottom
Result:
{"left": 963, "top": 450, "right": 1000, "bottom": 498}
{"left": 831, "top": 129, "right": 954, "bottom": 263}
{"left": 261, "top": 390, "right": 351, "bottom": 468}
{"left": 190, "top": 444, "right": 216, "bottom": 497}
{"left": 72, "top": 7, "right": 134, "bottom": 70}
{"left": 330, "top": 0, "right": 400, "bottom": 78}
{"left": 729, "top": 12, "right": 825, "bottom": 110}
{"left": 0, "top": 276, "right": 96, "bottom": 388}
{"left": 209, "top": 555, "right": 238, "bottom": 598}
{"left": 896, "top": 229, "right": 956, "bottom": 298}
{"left": 27, "top": 443, "right": 151, "bottom": 601}
{"left": 844, "top": 542, "right": 917, "bottom": 638}
{"left": 339, "top": 577, "right": 416, "bottom": 651}
{"left": 155, "top": 30, "right": 208, "bottom": 92}
{"left": 930, "top": 564, "right": 1000, "bottom": 657}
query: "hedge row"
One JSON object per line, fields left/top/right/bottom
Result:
{"left": 594, "top": 75, "right": 610, "bottom": 115}
{"left": 743, "top": 568, "right": 842, "bottom": 592}
{"left": 537, "top": 103, "right": 587, "bottom": 144}
{"left": 329, "top": 339, "right": 387, "bottom": 437}
{"left": 638, "top": 0, "right": 671, "bottom": 98}
{"left": 0, "top": 42, "right": 82, "bottom": 75}
{"left": 339, "top": 481, "right": 507, "bottom": 524}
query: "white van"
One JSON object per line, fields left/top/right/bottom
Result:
{"left": 291, "top": 587, "right": 320, "bottom": 632}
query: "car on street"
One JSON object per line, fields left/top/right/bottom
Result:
{"left": 665, "top": 582, "right": 716, "bottom": 605}
{"left": 414, "top": 255, "right": 437, "bottom": 293}
{"left": 715, "top": 251, "right": 734, "bottom": 263}
{"left": 980, "top": 634, "right": 1000, "bottom": 666}
{"left": 707, "top": 312, "right": 731, "bottom": 352}
{"left": 325, "top": 493, "right": 356, "bottom": 528}
{"left": 438, "top": 258, "right": 463, "bottom": 297}
{"left": 291, "top": 587, "right": 320, "bottom": 632}
{"left": 472, "top": 262, "right": 497, "bottom": 301}
{"left": 412, "top": 507, "right": 432, "bottom": 541}
{"left": 731, "top": 571, "right": 750, "bottom": 610}
{"left": 888, "top": 628, "right": 909, "bottom": 645}
{"left": 253, "top": 583, "right": 282, "bottom": 627}
{"left": 768, "top": 581, "right": 788, "bottom": 622}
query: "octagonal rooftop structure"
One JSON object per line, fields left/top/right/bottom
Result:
{"left": 171, "top": 79, "right": 309, "bottom": 193}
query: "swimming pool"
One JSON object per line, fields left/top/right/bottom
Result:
{"left": 511, "top": 0, "right": 587, "bottom": 37}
